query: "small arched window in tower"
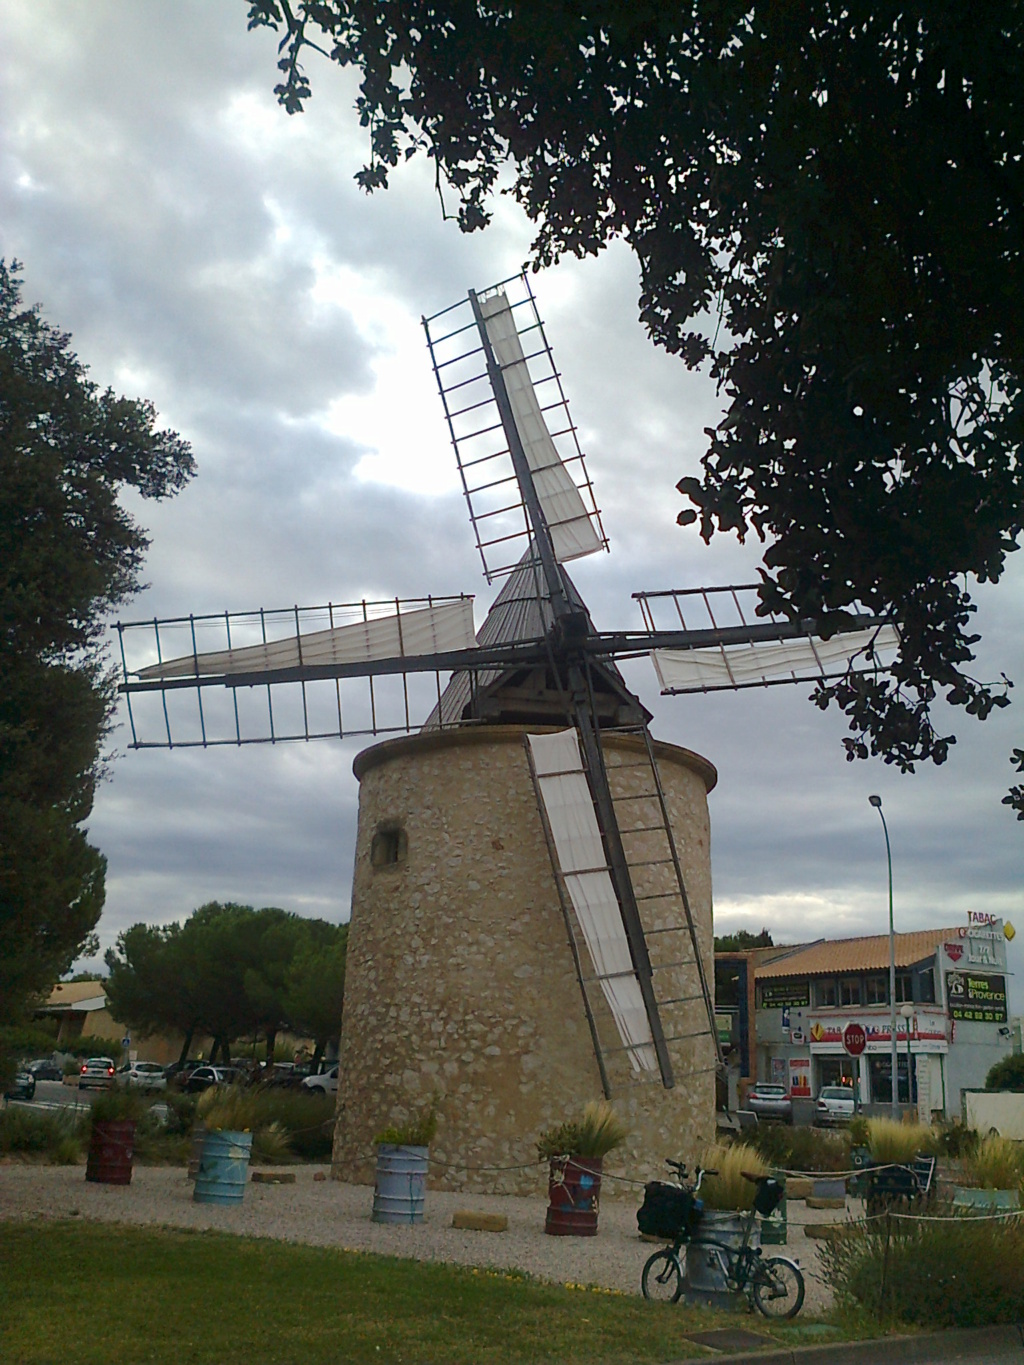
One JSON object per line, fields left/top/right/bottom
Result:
{"left": 371, "top": 822, "right": 407, "bottom": 869}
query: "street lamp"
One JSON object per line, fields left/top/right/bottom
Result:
{"left": 901, "top": 1002, "right": 915, "bottom": 1113}
{"left": 869, "top": 794, "right": 900, "bottom": 1120}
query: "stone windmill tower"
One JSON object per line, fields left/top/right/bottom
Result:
{"left": 117, "top": 273, "right": 898, "bottom": 1193}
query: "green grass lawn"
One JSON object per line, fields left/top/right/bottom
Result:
{"left": 0, "top": 1220, "right": 846, "bottom": 1365}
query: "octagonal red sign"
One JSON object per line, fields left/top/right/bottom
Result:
{"left": 843, "top": 1022, "right": 867, "bottom": 1057}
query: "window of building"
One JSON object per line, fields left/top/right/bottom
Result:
{"left": 895, "top": 971, "right": 913, "bottom": 1003}
{"left": 371, "top": 823, "right": 407, "bottom": 869}
{"left": 814, "top": 978, "right": 837, "bottom": 1007}
{"left": 865, "top": 974, "right": 887, "bottom": 1005}
{"left": 918, "top": 968, "right": 936, "bottom": 1004}
{"left": 839, "top": 978, "right": 862, "bottom": 1007}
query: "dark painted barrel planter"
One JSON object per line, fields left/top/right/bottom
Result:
{"left": 545, "top": 1156, "right": 603, "bottom": 1236}
{"left": 86, "top": 1119, "right": 136, "bottom": 1186}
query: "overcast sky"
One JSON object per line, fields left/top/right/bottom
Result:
{"left": 3, "top": 2, "right": 1021, "bottom": 1000}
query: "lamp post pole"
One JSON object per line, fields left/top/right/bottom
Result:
{"left": 869, "top": 795, "right": 900, "bottom": 1120}
{"left": 901, "top": 1003, "right": 915, "bottom": 1116}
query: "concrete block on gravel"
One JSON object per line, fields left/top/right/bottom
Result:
{"left": 806, "top": 1195, "right": 845, "bottom": 1209}
{"left": 452, "top": 1211, "right": 508, "bottom": 1233}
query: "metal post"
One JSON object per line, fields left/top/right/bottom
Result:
{"left": 869, "top": 795, "right": 899, "bottom": 1120}
{"left": 901, "top": 1002, "right": 915, "bottom": 1115}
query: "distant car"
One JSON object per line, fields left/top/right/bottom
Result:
{"left": 815, "top": 1085, "right": 857, "bottom": 1126}
{"left": 4, "top": 1069, "right": 36, "bottom": 1102}
{"left": 119, "top": 1061, "right": 168, "bottom": 1091}
{"left": 746, "top": 1083, "right": 792, "bottom": 1123}
{"left": 78, "top": 1057, "right": 117, "bottom": 1090}
{"left": 26, "top": 1059, "right": 63, "bottom": 1082}
{"left": 181, "top": 1065, "right": 243, "bottom": 1093}
{"left": 264, "top": 1063, "right": 309, "bottom": 1090}
{"left": 302, "top": 1065, "right": 338, "bottom": 1095}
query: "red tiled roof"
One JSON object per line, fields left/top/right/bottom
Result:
{"left": 754, "top": 929, "right": 959, "bottom": 980}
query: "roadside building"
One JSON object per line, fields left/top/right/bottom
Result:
{"left": 749, "top": 917, "right": 1012, "bottom": 1121}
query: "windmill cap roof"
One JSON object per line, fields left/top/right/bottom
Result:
{"left": 755, "top": 928, "right": 963, "bottom": 979}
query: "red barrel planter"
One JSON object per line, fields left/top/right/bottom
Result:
{"left": 544, "top": 1155, "right": 603, "bottom": 1236}
{"left": 86, "top": 1119, "right": 136, "bottom": 1186}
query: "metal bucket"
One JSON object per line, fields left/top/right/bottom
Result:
{"left": 372, "top": 1144, "right": 429, "bottom": 1223}
{"left": 544, "top": 1156, "right": 602, "bottom": 1237}
{"left": 85, "top": 1120, "right": 136, "bottom": 1186}
{"left": 760, "top": 1172, "right": 788, "bottom": 1245}
{"left": 683, "top": 1210, "right": 758, "bottom": 1305}
{"left": 193, "top": 1129, "right": 252, "bottom": 1206}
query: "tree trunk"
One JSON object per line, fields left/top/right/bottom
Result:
{"left": 177, "top": 1027, "right": 195, "bottom": 1067}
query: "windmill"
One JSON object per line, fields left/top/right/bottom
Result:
{"left": 117, "top": 272, "right": 896, "bottom": 1189}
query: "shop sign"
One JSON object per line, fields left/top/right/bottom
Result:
{"left": 788, "top": 1057, "right": 811, "bottom": 1098}
{"left": 946, "top": 971, "right": 1008, "bottom": 1023}
{"left": 760, "top": 981, "right": 810, "bottom": 1009}
{"left": 715, "top": 1011, "right": 735, "bottom": 1045}
{"left": 944, "top": 942, "right": 964, "bottom": 962}
{"left": 806, "top": 1015, "right": 947, "bottom": 1046}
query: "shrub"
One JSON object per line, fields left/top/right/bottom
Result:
{"left": 985, "top": 1054, "right": 1024, "bottom": 1092}
{"left": 535, "top": 1102, "right": 627, "bottom": 1161}
{"left": 934, "top": 1121, "right": 979, "bottom": 1159}
{"left": 90, "top": 1088, "right": 146, "bottom": 1123}
{"left": 821, "top": 1218, "right": 1024, "bottom": 1327}
{"left": 738, "top": 1123, "right": 850, "bottom": 1173}
{"left": 964, "top": 1135, "right": 1024, "bottom": 1191}
{"left": 197, "top": 1084, "right": 259, "bottom": 1132}
{"left": 252, "top": 1089, "right": 335, "bottom": 1160}
{"left": 698, "top": 1143, "right": 770, "bottom": 1210}
{"left": 0, "top": 1106, "right": 86, "bottom": 1161}
{"left": 252, "top": 1120, "right": 293, "bottom": 1165}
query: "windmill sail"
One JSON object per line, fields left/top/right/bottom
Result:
{"left": 477, "top": 292, "right": 603, "bottom": 564}
{"left": 652, "top": 623, "right": 900, "bottom": 693}
{"left": 527, "top": 729, "right": 659, "bottom": 1072}
{"left": 136, "top": 598, "right": 477, "bottom": 681}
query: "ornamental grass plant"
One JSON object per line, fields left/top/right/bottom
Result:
{"left": 963, "top": 1134, "right": 1024, "bottom": 1191}
{"left": 536, "top": 1101, "right": 628, "bottom": 1161}
{"left": 739, "top": 1122, "right": 849, "bottom": 1173}
{"left": 0, "top": 1105, "right": 85, "bottom": 1163}
{"left": 375, "top": 1096, "right": 441, "bottom": 1148}
{"left": 821, "top": 1216, "right": 1024, "bottom": 1328}
{"left": 865, "top": 1118, "right": 934, "bottom": 1165}
{"left": 697, "top": 1143, "right": 770, "bottom": 1211}
{"left": 196, "top": 1083, "right": 259, "bottom": 1133}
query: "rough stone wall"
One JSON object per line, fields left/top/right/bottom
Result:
{"left": 332, "top": 725, "right": 716, "bottom": 1195}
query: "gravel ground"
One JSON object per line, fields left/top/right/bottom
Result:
{"left": 0, "top": 1163, "right": 844, "bottom": 1315}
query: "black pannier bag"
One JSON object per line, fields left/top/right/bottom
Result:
{"left": 752, "top": 1177, "right": 784, "bottom": 1219}
{"left": 637, "top": 1181, "right": 703, "bottom": 1239}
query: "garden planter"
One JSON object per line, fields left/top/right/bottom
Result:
{"left": 372, "top": 1143, "right": 429, "bottom": 1224}
{"left": 683, "top": 1210, "right": 758, "bottom": 1307}
{"left": 952, "top": 1186, "right": 1021, "bottom": 1212}
{"left": 545, "top": 1155, "right": 602, "bottom": 1236}
{"left": 193, "top": 1129, "right": 252, "bottom": 1206}
{"left": 85, "top": 1119, "right": 136, "bottom": 1186}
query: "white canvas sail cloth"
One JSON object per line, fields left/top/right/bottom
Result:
{"left": 479, "top": 291, "right": 604, "bottom": 564}
{"left": 651, "top": 624, "right": 900, "bottom": 693}
{"left": 135, "top": 598, "right": 478, "bottom": 681}
{"left": 527, "top": 730, "right": 658, "bottom": 1072}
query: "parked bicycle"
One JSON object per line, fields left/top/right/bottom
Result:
{"left": 639, "top": 1160, "right": 805, "bottom": 1319}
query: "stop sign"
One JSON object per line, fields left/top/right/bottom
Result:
{"left": 843, "top": 1022, "right": 867, "bottom": 1057}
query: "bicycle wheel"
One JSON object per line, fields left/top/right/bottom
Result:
{"left": 751, "top": 1257, "right": 805, "bottom": 1319}
{"left": 641, "top": 1248, "right": 683, "bottom": 1303}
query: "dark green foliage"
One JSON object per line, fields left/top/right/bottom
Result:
{"left": 246, "top": 4, "right": 1024, "bottom": 808}
{"left": 105, "top": 903, "right": 347, "bottom": 1065}
{"left": 0, "top": 259, "right": 193, "bottom": 1057}
{"left": 251, "top": 1089, "right": 336, "bottom": 1160}
{"left": 985, "top": 1053, "right": 1024, "bottom": 1091}
{"left": 0, "top": 1022, "right": 59, "bottom": 1059}
{"left": 739, "top": 1124, "right": 850, "bottom": 1174}
{"left": 90, "top": 1087, "right": 146, "bottom": 1123}
{"left": 714, "top": 929, "right": 774, "bottom": 953}
{"left": 821, "top": 1218, "right": 1024, "bottom": 1327}
{"left": 934, "top": 1123, "right": 980, "bottom": 1159}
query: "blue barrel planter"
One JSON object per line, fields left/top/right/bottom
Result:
{"left": 372, "top": 1144, "right": 429, "bottom": 1223}
{"left": 193, "top": 1129, "right": 253, "bottom": 1206}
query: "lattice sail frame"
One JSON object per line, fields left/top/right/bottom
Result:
{"left": 115, "top": 595, "right": 480, "bottom": 748}
{"left": 423, "top": 272, "right": 608, "bottom": 582}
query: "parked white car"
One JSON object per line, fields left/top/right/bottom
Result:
{"left": 119, "top": 1061, "right": 168, "bottom": 1091}
{"left": 814, "top": 1085, "right": 857, "bottom": 1126}
{"left": 302, "top": 1065, "right": 338, "bottom": 1095}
